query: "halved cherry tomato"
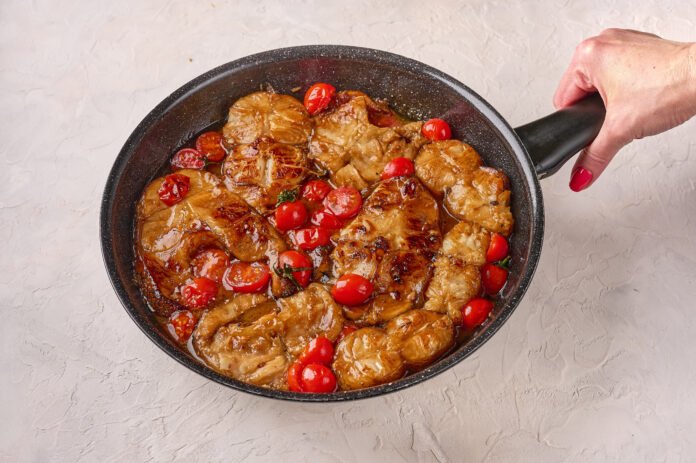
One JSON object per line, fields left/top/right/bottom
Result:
{"left": 300, "top": 363, "right": 337, "bottom": 393}
{"left": 191, "top": 248, "right": 230, "bottom": 283}
{"left": 331, "top": 274, "right": 373, "bottom": 306}
{"left": 302, "top": 180, "right": 333, "bottom": 202}
{"left": 294, "top": 227, "right": 332, "bottom": 250}
{"left": 481, "top": 263, "right": 508, "bottom": 295}
{"left": 299, "top": 336, "right": 334, "bottom": 365}
{"left": 171, "top": 148, "right": 206, "bottom": 169}
{"left": 180, "top": 277, "right": 217, "bottom": 309}
{"left": 337, "top": 324, "right": 358, "bottom": 343}
{"left": 324, "top": 186, "right": 362, "bottom": 219}
{"left": 310, "top": 208, "right": 344, "bottom": 230}
{"left": 486, "top": 233, "right": 509, "bottom": 263}
{"left": 381, "top": 157, "right": 415, "bottom": 180}
{"left": 461, "top": 298, "right": 494, "bottom": 330}
{"left": 158, "top": 173, "right": 190, "bottom": 206}
{"left": 275, "top": 201, "right": 308, "bottom": 231}
{"left": 195, "top": 131, "right": 226, "bottom": 162}
{"left": 168, "top": 310, "right": 196, "bottom": 342}
{"left": 421, "top": 118, "right": 452, "bottom": 141}
{"left": 277, "top": 250, "right": 312, "bottom": 288}
{"left": 223, "top": 262, "right": 271, "bottom": 293}
{"left": 287, "top": 361, "right": 304, "bottom": 392}
{"left": 304, "top": 83, "right": 336, "bottom": 115}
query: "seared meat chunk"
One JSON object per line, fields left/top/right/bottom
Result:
{"left": 414, "top": 140, "right": 482, "bottom": 195}
{"left": 441, "top": 221, "right": 490, "bottom": 267}
{"left": 386, "top": 310, "right": 454, "bottom": 368}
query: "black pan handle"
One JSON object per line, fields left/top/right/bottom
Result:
{"left": 514, "top": 93, "right": 606, "bottom": 179}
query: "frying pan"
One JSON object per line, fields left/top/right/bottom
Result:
{"left": 100, "top": 46, "right": 605, "bottom": 402}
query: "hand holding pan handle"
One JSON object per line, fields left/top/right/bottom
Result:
{"left": 514, "top": 93, "right": 606, "bottom": 179}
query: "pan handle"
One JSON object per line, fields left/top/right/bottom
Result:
{"left": 514, "top": 93, "right": 606, "bottom": 179}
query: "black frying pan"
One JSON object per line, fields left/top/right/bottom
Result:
{"left": 100, "top": 46, "right": 605, "bottom": 402}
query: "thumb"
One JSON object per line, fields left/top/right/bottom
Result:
{"left": 569, "top": 121, "right": 627, "bottom": 192}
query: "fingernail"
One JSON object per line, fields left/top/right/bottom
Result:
{"left": 569, "top": 167, "right": 593, "bottom": 192}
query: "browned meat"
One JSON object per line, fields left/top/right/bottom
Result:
{"left": 385, "top": 310, "right": 454, "bottom": 368}
{"left": 414, "top": 140, "right": 483, "bottom": 195}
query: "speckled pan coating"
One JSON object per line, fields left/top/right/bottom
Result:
{"left": 100, "top": 45, "right": 544, "bottom": 402}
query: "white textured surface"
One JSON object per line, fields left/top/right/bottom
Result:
{"left": 2, "top": 1, "right": 696, "bottom": 461}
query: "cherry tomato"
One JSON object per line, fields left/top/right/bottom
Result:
{"left": 310, "top": 208, "right": 344, "bottom": 230}
{"left": 287, "top": 361, "right": 304, "bottom": 392}
{"left": 461, "top": 298, "right": 494, "bottom": 330}
{"left": 294, "top": 227, "right": 332, "bottom": 250}
{"left": 158, "top": 173, "right": 190, "bottom": 206}
{"left": 486, "top": 233, "right": 509, "bottom": 263}
{"left": 421, "top": 118, "right": 452, "bottom": 141}
{"left": 304, "top": 83, "right": 336, "bottom": 115}
{"left": 168, "top": 310, "right": 196, "bottom": 342}
{"left": 331, "top": 274, "right": 373, "bottom": 306}
{"left": 223, "top": 262, "right": 271, "bottom": 293}
{"left": 324, "top": 186, "right": 362, "bottom": 219}
{"left": 300, "top": 363, "right": 337, "bottom": 393}
{"left": 299, "top": 336, "right": 334, "bottom": 365}
{"left": 277, "top": 250, "right": 312, "bottom": 288}
{"left": 180, "top": 277, "right": 217, "bottom": 309}
{"left": 191, "top": 248, "right": 230, "bottom": 283}
{"left": 336, "top": 324, "right": 358, "bottom": 343}
{"left": 381, "top": 157, "right": 415, "bottom": 180}
{"left": 481, "top": 263, "right": 508, "bottom": 295}
{"left": 171, "top": 148, "right": 206, "bottom": 170}
{"left": 302, "top": 179, "right": 333, "bottom": 202}
{"left": 275, "top": 201, "right": 308, "bottom": 231}
{"left": 195, "top": 131, "right": 226, "bottom": 162}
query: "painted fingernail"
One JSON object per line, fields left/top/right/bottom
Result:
{"left": 569, "top": 167, "right": 593, "bottom": 192}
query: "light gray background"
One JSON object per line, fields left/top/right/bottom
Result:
{"left": 2, "top": 1, "right": 695, "bottom": 462}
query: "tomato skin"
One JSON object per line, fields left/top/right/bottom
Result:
{"left": 294, "top": 227, "right": 332, "bottom": 250}
{"left": 287, "top": 361, "right": 304, "bottom": 392}
{"left": 486, "top": 233, "right": 509, "bottom": 263}
{"left": 324, "top": 186, "right": 363, "bottom": 219}
{"left": 300, "top": 363, "right": 337, "bottom": 393}
{"left": 461, "top": 298, "right": 494, "bottom": 330}
{"left": 195, "top": 131, "right": 226, "bottom": 162}
{"left": 331, "top": 274, "right": 373, "bottom": 306}
{"left": 336, "top": 324, "right": 358, "bottom": 344}
{"left": 299, "top": 336, "right": 334, "bottom": 365}
{"left": 223, "top": 262, "right": 271, "bottom": 293}
{"left": 171, "top": 148, "right": 206, "bottom": 170}
{"left": 310, "top": 208, "right": 343, "bottom": 230}
{"left": 302, "top": 180, "right": 333, "bottom": 202}
{"left": 481, "top": 263, "right": 508, "bottom": 295}
{"left": 158, "top": 173, "right": 190, "bottom": 206}
{"left": 275, "top": 201, "right": 308, "bottom": 232}
{"left": 191, "top": 248, "right": 230, "bottom": 283}
{"left": 277, "top": 250, "right": 313, "bottom": 288}
{"left": 421, "top": 118, "right": 452, "bottom": 141}
{"left": 381, "top": 157, "right": 415, "bottom": 180}
{"left": 304, "top": 83, "right": 336, "bottom": 115}
{"left": 180, "top": 277, "right": 217, "bottom": 309}
{"left": 168, "top": 310, "right": 196, "bottom": 342}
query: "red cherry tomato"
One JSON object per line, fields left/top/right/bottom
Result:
{"left": 381, "top": 157, "right": 415, "bottom": 180}
{"left": 461, "top": 298, "right": 494, "bottom": 330}
{"left": 277, "top": 250, "right": 312, "bottom": 288}
{"left": 331, "top": 274, "right": 373, "bottom": 306}
{"left": 299, "top": 336, "right": 335, "bottom": 365}
{"left": 324, "top": 186, "right": 362, "bottom": 219}
{"left": 293, "top": 227, "right": 332, "bottom": 250}
{"left": 310, "top": 208, "right": 344, "bottom": 230}
{"left": 168, "top": 310, "right": 196, "bottom": 342}
{"left": 171, "top": 148, "right": 206, "bottom": 170}
{"left": 180, "top": 277, "right": 217, "bottom": 309}
{"left": 302, "top": 180, "right": 333, "bottom": 202}
{"left": 421, "top": 118, "right": 452, "bottom": 141}
{"left": 304, "top": 83, "right": 336, "bottom": 115}
{"left": 275, "top": 201, "right": 308, "bottom": 232}
{"left": 287, "top": 361, "right": 304, "bottom": 392}
{"left": 158, "top": 173, "right": 190, "bottom": 206}
{"left": 486, "top": 233, "right": 509, "bottom": 263}
{"left": 191, "top": 248, "right": 230, "bottom": 283}
{"left": 300, "top": 363, "right": 337, "bottom": 393}
{"left": 481, "top": 263, "right": 508, "bottom": 295}
{"left": 223, "top": 262, "right": 271, "bottom": 293}
{"left": 195, "top": 131, "right": 226, "bottom": 162}
{"left": 336, "top": 324, "right": 358, "bottom": 344}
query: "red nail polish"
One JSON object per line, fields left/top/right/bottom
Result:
{"left": 569, "top": 167, "right": 593, "bottom": 192}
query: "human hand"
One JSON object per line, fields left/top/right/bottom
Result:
{"left": 554, "top": 28, "right": 696, "bottom": 191}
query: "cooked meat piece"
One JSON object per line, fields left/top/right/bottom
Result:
{"left": 332, "top": 177, "right": 441, "bottom": 324}
{"left": 332, "top": 327, "right": 404, "bottom": 390}
{"left": 444, "top": 167, "right": 514, "bottom": 236}
{"left": 414, "top": 140, "right": 482, "bottom": 195}
{"left": 223, "top": 139, "right": 309, "bottom": 213}
{"left": 277, "top": 283, "right": 344, "bottom": 357}
{"left": 222, "top": 91, "right": 313, "bottom": 145}
{"left": 138, "top": 169, "right": 221, "bottom": 220}
{"left": 441, "top": 221, "right": 490, "bottom": 267}
{"left": 332, "top": 164, "right": 368, "bottom": 191}
{"left": 386, "top": 310, "right": 454, "bottom": 368}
